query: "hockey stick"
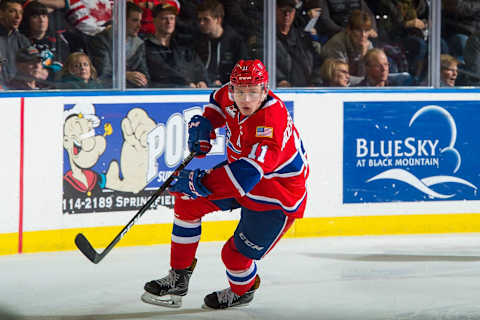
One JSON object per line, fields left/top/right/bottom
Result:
{"left": 74, "top": 152, "right": 196, "bottom": 264}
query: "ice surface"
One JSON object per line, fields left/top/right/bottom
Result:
{"left": 1, "top": 234, "right": 480, "bottom": 320}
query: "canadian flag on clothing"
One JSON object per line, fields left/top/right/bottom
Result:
{"left": 66, "top": 0, "right": 114, "bottom": 36}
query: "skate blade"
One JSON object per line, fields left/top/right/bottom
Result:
{"left": 141, "top": 291, "right": 183, "bottom": 308}
{"left": 201, "top": 301, "right": 251, "bottom": 310}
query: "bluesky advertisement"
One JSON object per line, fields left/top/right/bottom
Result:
{"left": 344, "top": 101, "right": 479, "bottom": 203}
{"left": 63, "top": 100, "right": 293, "bottom": 214}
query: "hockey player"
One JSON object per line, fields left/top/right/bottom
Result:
{"left": 141, "top": 59, "right": 309, "bottom": 309}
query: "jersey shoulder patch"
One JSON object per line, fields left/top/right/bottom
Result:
{"left": 256, "top": 126, "right": 273, "bottom": 138}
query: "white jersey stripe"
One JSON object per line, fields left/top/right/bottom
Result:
{"left": 171, "top": 234, "right": 201, "bottom": 244}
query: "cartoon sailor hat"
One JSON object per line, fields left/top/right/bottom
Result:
{"left": 63, "top": 102, "right": 100, "bottom": 128}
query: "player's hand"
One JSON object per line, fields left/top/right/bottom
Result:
{"left": 168, "top": 169, "right": 211, "bottom": 199}
{"left": 188, "top": 115, "right": 214, "bottom": 157}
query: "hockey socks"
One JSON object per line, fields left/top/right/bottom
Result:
{"left": 170, "top": 218, "right": 201, "bottom": 269}
{"left": 222, "top": 237, "right": 258, "bottom": 296}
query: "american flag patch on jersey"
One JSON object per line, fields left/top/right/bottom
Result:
{"left": 256, "top": 126, "right": 273, "bottom": 138}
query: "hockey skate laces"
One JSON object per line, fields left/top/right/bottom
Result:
{"left": 156, "top": 269, "right": 179, "bottom": 288}
{"left": 216, "top": 288, "right": 239, "bottom": 305}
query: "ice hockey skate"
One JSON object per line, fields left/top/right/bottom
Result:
{"left": 202, "top": 275, "right": 260, "bottom": 309}
{"left": 141, "top": 258, "right": 197, "bottom": 308}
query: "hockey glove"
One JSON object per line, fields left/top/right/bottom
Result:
{"left": 168, "top": 169, "right": 212, "bottom": 199}
{"left": 188, "top": 115, "right": 215, "bottom": 158}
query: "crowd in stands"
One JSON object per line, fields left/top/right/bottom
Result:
{"left": 0, "top": 0, "right": 476, "bottom": 90}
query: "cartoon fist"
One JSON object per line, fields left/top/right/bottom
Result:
{"left": 106, "top": 108, "right": 156, "bottom": 193}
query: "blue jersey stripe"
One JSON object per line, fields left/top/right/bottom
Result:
{"left": 228, "top": 159, "right": 262, "bottom": 193}
{"left": 264, "top": 151, "right": 306, "bottom": 179}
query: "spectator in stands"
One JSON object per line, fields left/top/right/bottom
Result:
{"left": 372, "top": 0, "right": 428, "bottom": 80}
{"left": 195, "top": 0, "right": 248, "bottom": 86}
{"left": 20, "top": 1, "right": 70, "bottom": 82}
{"left": 276, "top": 0, "right": 318, "bottom": 87}
{"left": 321, "top": 9, "right": 373, "bottom": 77}
{"left": 22, "top": 0, "right": 69, "bottom": 37}
{"left": 65, "top": 0, "right": 112, "bottom": 37}
{"left": 356, "top": 48, "right": 412, "bottom": 86}
{"left": 318, "top": 0, "right": 377, "bottom": 39}
{"left": 440, "top": 54, "right": 459, "bottom": 87}
{"left": 297, "top": 0, "right": 325, "bottom": 54}
{"left": 0, "top": 52, "right": 7, "bottom": 89}
{"left": 145, "top": 2, "right": 208, "bottom": 88}
{"left": 129, "top": 0, "right": 164, "bottom": 38}
{"left": 463, "top": 31, "right": 480, "bottom": 85}
{"left": 89, "top": 2, "right": 150, "bottom": 88}
{"left": 0, "top": 0, "right": 31, "bottom": 83}
{"left": 24, "top": 0, "right": 90, "bottom": 53}
{"left": 314, "top": 58, "right": 350, "bottom": 86}
{"left": 442, "top": 0, "right": 480, "bottom": 64}
{"left": 58, "top": 52, "right": 103, "bottom": 89}
{"left": 6, "top": 46, "right": 49, "bottom": 89}
{"left": 221, "top": 0, "right": 264, "bottom": 59}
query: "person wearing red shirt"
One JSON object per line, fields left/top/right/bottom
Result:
{"left": 141, "top": 59, "right": 309, "bottom": 309}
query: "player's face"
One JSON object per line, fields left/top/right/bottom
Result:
{"left": 126, "top": 11, "right": 142, "bottom": 37}
{"left": 232, "top": 84, "right": 265, "bottom": 116}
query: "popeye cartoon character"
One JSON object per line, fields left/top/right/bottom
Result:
{"left": 63, "top": 103, "right": 156, "bottom": 196}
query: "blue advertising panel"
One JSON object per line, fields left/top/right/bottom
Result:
{"left": 63, "top": 100, "right": 293, "bottom": 214}
{"left": 344, "top": 101, "right": 479, "bottom": 203}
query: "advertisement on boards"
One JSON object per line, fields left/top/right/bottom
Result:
{"left": 344, "top": 101, "right": 479, "bottom": 203}
{"left": 62, "top": 101, "right": 226, "bottom": 214}
{"left": 63, "top": 100, "right": 294, "bottom": 214}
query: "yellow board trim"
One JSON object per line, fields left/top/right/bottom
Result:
{"left": 0, "top": 233, "right": 18, "bottom": 255}
{"left": 1, "top": 213, "right": 479, "bottom": 255}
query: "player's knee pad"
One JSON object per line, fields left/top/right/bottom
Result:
{"left": 221, "top": 237, "right": 252, "bottom": 271}
{"left": 173, "top": 196, "right": 220, "bottom": 221}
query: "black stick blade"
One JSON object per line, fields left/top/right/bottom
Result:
{"left": 75, "top": 233, "right": 101, "bottom": 264}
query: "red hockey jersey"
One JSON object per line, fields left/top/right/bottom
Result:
{"left": 202, "top": 85, "right": 309, "bottom": 218}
